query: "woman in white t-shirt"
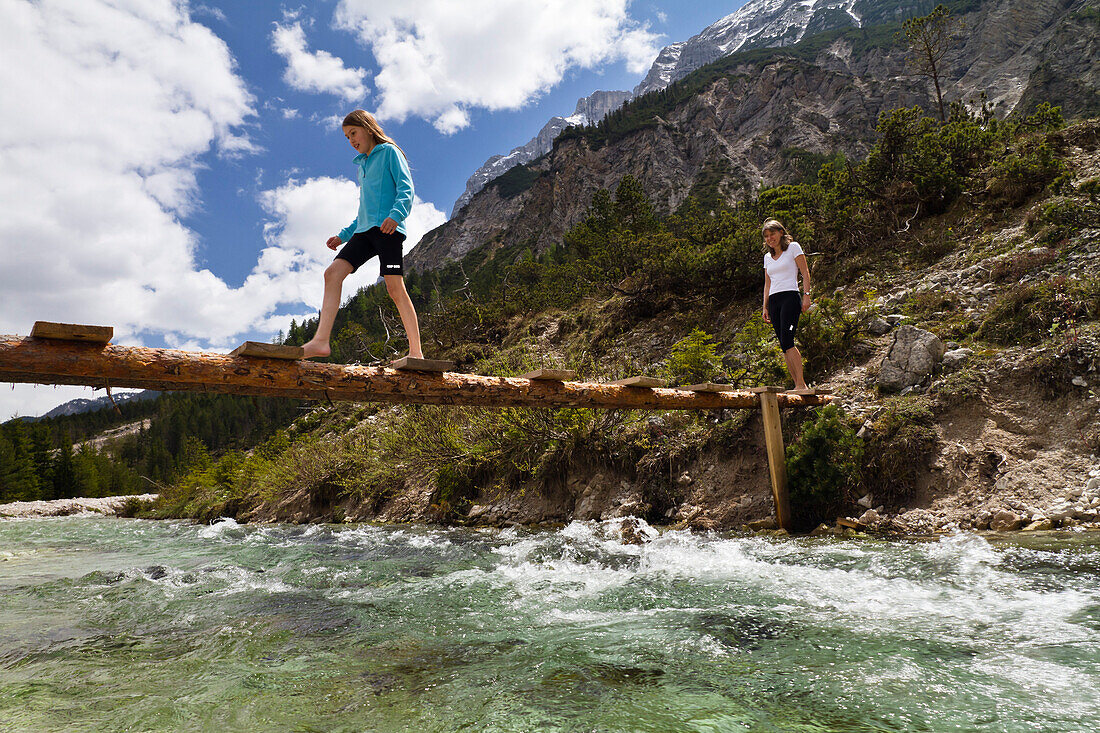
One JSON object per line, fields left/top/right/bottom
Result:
{"left": 761, "top": 218, "right": 813, "bottom": 391}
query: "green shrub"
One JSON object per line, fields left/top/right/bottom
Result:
{"left": 930, "top": 368, "right": 986, "bottom": 409}
{"left": 786, "top": 404, "right": 864, "bottom": 530}
{"left": 979, "top": 277, "right": 1100, "bottom": 346}
{"left": 725, "top": 313, "right": 787, "bottom": 386}
{"left": 1029, "top": 197, "right": 1097, "bottom": 246}
{"left": 665, "top": 328, "right": 721, "bottom": 385}
{"left": 986, "top": 140, "right": 1065, "bottom": 208}
{"left": 797, "top": 294, "right": 869, "bottom": 381}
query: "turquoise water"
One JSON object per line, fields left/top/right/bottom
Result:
{"left": 2, "top": 517, "right": 1100, "bottom": 732}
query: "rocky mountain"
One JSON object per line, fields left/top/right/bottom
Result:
{"left": 38, "top": 390, "right": 159, "bottom": 420}
{"left": 409, "top": 0, "right": 1097, "bottom": 273}
{"left": 450, "top": 91, "right": 632, "bottom": 216}
{"left": 451, "top": 0, "right": 940, "bottom": 216}
{"left": 634, "top": 0, "right": 941, "bottom": 95}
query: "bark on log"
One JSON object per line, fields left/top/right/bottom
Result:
{"left": 0, "top": 337, "right": 832, "bottom": 410}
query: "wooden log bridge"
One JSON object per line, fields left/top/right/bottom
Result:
{"left": 0, "top": 329, "right": 834, "bottom": 530}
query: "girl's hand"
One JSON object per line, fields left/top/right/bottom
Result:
{"left": 801, "top": 293, "right": 813, "bottom": 313}
{"left": 762, "top": 306, "right": 771, "bottom": 324}
{"left": 380, "top": 217, "right": 398, "bottom": 234}
{"left": 326, "top": 236, "right": 342, "bottom": 250}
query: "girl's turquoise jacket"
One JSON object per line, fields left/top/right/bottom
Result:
{"left": 338, "top": 142, "right": 414, "bottom": 240}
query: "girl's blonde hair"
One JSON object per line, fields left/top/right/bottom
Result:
{"left": 762, "top": 218, "right": 793, "bottom": 252}
{"left": 342, "top": 109, "right": 408, "bottom": 162}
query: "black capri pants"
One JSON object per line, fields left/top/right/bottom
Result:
{"left": 767, "top": 290, "right": 802, "bottom": 351}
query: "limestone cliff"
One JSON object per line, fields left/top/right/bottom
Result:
{"left": 408, "top": 0, "right": 1098, "bottom": 274}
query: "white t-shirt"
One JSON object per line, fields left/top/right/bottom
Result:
{"left": 764, "top": 241, "right": 805, "bottom": 294}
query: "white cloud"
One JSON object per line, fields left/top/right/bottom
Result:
{"left": 259, "top": 176, "right": 446, "bottom": 291}
{"left": 0, "top": 0, "right": 259, "bottom": 347}
{"left": 0, "top": 0, "right": 447, "bottom": 419}
{"left": 333, "top": 0, "right": 660, "bottom": 133}
{"left": 271, "top": 21, "right": 369, "bottom": 102}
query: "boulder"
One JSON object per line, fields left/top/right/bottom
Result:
{"left": 990, "top": 509, "right": 1025, "bottom": 532}
{"left": 858, "top": 508, "right": 880, "bottom": 526}
{"left": 941, "top": 348, "right": 973, "bottom": 371}
{"left": 877, "top": 325, "right": 946, "bottom": 392}
{"left": 867, "top": 317, "right": 893, "bottom": 335}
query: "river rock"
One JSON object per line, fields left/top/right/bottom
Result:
{"left": 747, "top": 517, "right": 778, "bottom": 530}
{"left": 941, "top": 348, "right": 973, "bottom": 371}
{"left": 677, "top": 472, "right": 693, "bottom": 487}
{"left": 857, "top": 493, "right": 873, "bottom": 509}
{"left": 867, "top": 317, "right": 893, "bottom": 335}
{"left": 1088, "top": 477, "right": 1100, "bottom": 492}
{"left": 1023, "top": 519, "right": 1054, "bottom": 531}
{"left": 991, "top": 509, "right": 1025, "bottom": 531}
{"left": 877, "top": 325, "right": 946, "bottom": 392}
{"left": 1073, "top": 376, "right": 1088, "bottom": 387}
{"left": 858, "top": 508, "right": 880, "bottom": 526}
{"left": 619, "top": 518, "right": 649, "bottom": 545}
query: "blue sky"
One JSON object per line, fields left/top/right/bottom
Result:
{"left": 0, "top": 0, "right": 743, "bottom": 418}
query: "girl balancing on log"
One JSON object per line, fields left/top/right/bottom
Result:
{"left": 302, "top": 110, "right": 422, "bottom": 362}
{"left": 761, "top": 218, "right": 813, "bottom": 391}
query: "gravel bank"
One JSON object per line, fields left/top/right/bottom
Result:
{"left": 0, "top": 494, "right": 158, "bottom": 519}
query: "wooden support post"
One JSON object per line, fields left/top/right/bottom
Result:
{"left": 759, "top": 391, "right": 791, "bottom": 531}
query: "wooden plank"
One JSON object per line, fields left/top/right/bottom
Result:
{"left": 836, "top": 517, "right": 860, "bottom": 529}
{"left": 786, "top": 387, "right": 833, "bottom": 396}
{"left": 0, "top": 337, "right": 836, "bottom": 410}
{"left": 759, "top": 391, "right": 791, "bottom": 532}
{"left": 746, "top": 385, "right": 785, "bottom": 393}
{"left": 610, "top": 376, "right": 665, "bottom": 388}
{"left": 520, "top": 368, "right": 576, "bottom": 381}
{"left": 230, "top": 342, "right": 304, "bottom": 359}
{"left": 684, "top": 382, "right": 735, "bottom": 393}
{"left": 391, "top": 356, "right": 454, "bottom": 372}
{"left": 31, "top": 322, "right": 112, "bottom": 343}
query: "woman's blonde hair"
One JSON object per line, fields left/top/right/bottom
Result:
{"left": 762, "top": 218, "right": 793, "bottom": 252}
{"left": 342, "top": 109, "right": 408, "bottom": 162}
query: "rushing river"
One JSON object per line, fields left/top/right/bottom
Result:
{"left": 2, "top": 517, "right": 1100, "bottom": 732}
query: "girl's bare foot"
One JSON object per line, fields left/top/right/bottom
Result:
{"left": 301, "top": 340, "right": 331, "bottom": 359}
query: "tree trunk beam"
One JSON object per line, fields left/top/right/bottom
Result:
{"left": 0, "top": 337, "right": 832, "bottom": 410}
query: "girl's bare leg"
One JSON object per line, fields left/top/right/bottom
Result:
{"left": 784, "top": 346, "right": 808, "bottom": 390}
{"left": 384, "top": 275, "right": 423, "bottom": 359}
{"left": 302, "top": 260, "right": 354, "bottom": 359}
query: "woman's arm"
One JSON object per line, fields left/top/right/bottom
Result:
{"left": 762, "top": 272, "right": 772, "bottom": 323}
{"left": 795, "top": 253, "right": 812, "bottom": 312}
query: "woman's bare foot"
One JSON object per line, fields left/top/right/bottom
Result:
{"left": 301, "top": 340, "right": 331, "bottom": 359}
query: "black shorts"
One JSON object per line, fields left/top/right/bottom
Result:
{"left": 768, "top": 290, "right": 802, "bottom": 351}
{"left": 334, "top": 227, "right": 406, "bottom": 276}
